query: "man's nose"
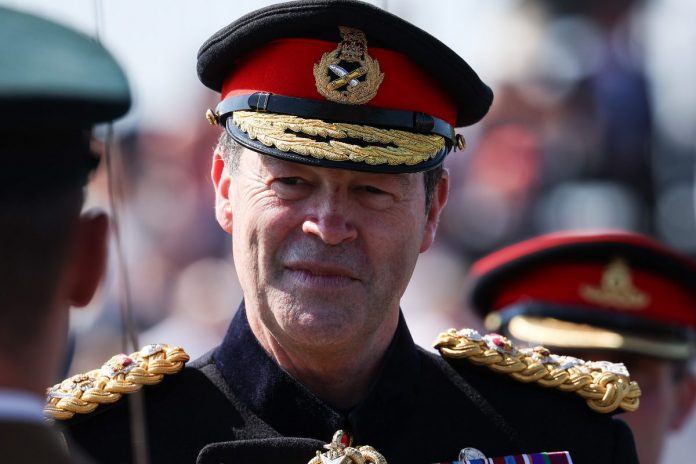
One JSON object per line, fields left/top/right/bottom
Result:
{"left": 302, "top": 193, "right": 358, "bottom": 245}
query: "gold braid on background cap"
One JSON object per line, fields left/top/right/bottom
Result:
{"left": 232, "top": 111, "right": 445, "bottom": 166}
{"left": 45, "top": 344, "right": 189, "bottom": 420}
{"left": 434, "top": 329, "right": 641, "bottom": 414}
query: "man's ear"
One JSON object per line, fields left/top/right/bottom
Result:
{"left": 670, "top": 374, "right": 696, "bottom": 431}
{"left": 67, "top": 209, "right": 108, "bottom": 307}
{"left": 419, "top": 169, "right": 449, "bottom": 253}
{"left": 211, "top": 150, "right": 233, "bottom": 234}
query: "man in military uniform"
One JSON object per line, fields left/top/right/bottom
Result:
{"left": 0, "top": 5, "right": 130, "bottom": 464}
{"left": 468, "top": 230, "right": 696, "bottom": 464}
{"left": 55, "top": 2, "right": 639, "bottom": 463}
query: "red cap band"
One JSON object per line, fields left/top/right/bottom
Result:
{"left": 221, "top": 38, "right": 456, "bottom": 125}
{"left": 489, "top": 261, "right": 696, "bottom": 329}
{"left": 472, "top": 231, "right": 696, "bottom": 331}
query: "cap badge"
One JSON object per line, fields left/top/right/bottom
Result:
{"left": 579, "top": 258, "right": 650, "bottom": 310}
{"left": 314, "top": 26, "right": 384, "bottom": 105}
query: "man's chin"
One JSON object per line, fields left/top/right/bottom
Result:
{"left": 275, "top": 304, "right": 364, "bottom": 346}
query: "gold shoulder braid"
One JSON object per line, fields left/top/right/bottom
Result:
{"left": 308, "top": 430, "right": 387, "bottom": 464}
{"left": 45, "top": 344, "right": 189, "bottom": 420}
{"left": 434, "top": 329, "right": 641, "bottom": 414}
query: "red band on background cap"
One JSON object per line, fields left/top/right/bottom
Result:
{"left": 221, "top": 38, "right": 456, "bottom": 125}
{"left": 471, "top": 230, "right": 687, "bottom": 278}
{"left": 491, "top": 261, "right": 696, "bottom": 328}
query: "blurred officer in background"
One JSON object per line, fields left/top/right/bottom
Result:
{"left": 469, "top": 230, "right": 696, "bottom": 464}
{"left": 0, "top": 5, "right": 130, "bottom": 463}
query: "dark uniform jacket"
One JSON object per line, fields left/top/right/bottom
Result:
{"left": 64, "top": 304, "right": 638, "bottom": 464}
{"left": 0, "top": 421, "right": 79, "bottom": 464}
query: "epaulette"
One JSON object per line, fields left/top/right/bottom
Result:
{"left": 434, "top": 328, "right": 641, "bottom": 414}
{"left": 45, "top": 344, "right": 190, "bottom": 420}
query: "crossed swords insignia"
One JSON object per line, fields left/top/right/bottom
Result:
{"left": 328, "top": 64, "right": 366, "bottom": 90}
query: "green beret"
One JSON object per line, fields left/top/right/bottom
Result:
{"left": 0, "top": 6, "right": 130, "bottom": 127}
{"left": 0, "top": 6, "right": 131, "bottom": 194}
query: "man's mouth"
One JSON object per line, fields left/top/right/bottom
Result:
{"left": 284, "top": 262, "right": 360, "bottom": 288}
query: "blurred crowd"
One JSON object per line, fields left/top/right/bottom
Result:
{"left": 53, "top": 0, "right": 695, "bottom": 461}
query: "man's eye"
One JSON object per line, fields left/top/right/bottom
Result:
{"left": 270, "top": 177, "right": 310, "bottom": 200}
{"left": 277, "top": 177, "right": 304, "bottom": 186}
{"left": 362, "top": 185, "right": 386, "bottom": 195}
{"left": 357, "top": 185, "right": 395, "bottom": 209}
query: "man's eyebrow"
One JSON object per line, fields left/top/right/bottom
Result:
{"left": 360, "top": 173, "right": 414, "bottom": 193}
{"left": 383, "top": 173, "right": 415, "bottom": 190}
{"left": 260, "top": 155, "right": 304, "bottom": 173}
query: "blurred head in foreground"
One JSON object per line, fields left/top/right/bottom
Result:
{"left": 0, "top": 5, "right": 130, "bottom": 394}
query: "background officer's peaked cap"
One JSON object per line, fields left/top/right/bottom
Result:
{"left": 470, "top": 230, "right": 696, "bottom": 360}
{"left": 198, "top": 0, "right": 492, "bottom": 173}
{"left": 0, "top": 6, "right": 130, "bottom": 127}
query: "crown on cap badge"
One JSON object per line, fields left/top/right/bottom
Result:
{"left": 579, "top": 258, "right": 650, "bottom": 310}
{"left": 314, "top": 27, "right": 384, "bottom": 105}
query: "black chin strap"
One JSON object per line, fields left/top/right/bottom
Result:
{"left": 215, "top": 92, "right": 456, "bottom": 144}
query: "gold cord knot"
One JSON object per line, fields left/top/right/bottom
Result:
{"left": 308, "top": 430, "right": 387, "bottom": 464}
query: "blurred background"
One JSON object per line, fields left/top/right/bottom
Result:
{"left": 2, "top": 0, "right": 694, "bottom": 460}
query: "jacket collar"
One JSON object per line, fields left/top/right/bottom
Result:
{"left": 213, "top": 302, "right": 421, "bottom": 443}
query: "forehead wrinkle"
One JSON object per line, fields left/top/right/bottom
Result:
{"left": 390, "top": 172, "right": 420, "bottom": 197}
{"left": 396, "top": 173, "right": 414, "bottom": 188}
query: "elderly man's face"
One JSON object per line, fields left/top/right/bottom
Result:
{"left": 213, "top": 148, "right": 446, "bottom": 351}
